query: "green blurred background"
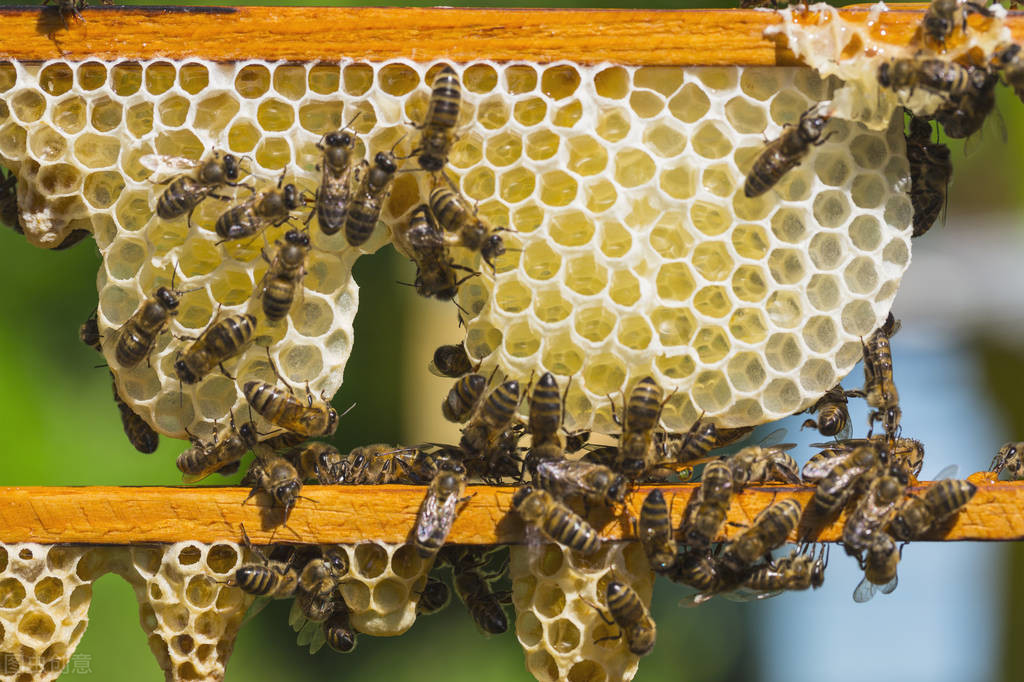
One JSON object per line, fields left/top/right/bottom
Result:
{"left": 0, "top": 0, "right": 1022, "bottom": 680}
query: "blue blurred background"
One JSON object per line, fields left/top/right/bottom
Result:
{"left": 1, "top": 0, "right": 1023, "bottom": 680}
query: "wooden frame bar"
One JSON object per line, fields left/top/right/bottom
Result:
{"left": 0, "top": 6, "right": 1020, "bottom": 65}
{"left": 0, "top": 480, "right": 1014, "bottom": 546}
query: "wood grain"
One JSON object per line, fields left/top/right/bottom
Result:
{"left": 0, "top": 479, "right": 1017, "bottom": 546}
{"left": 0, "top": 6, "right": 1020, "bottom": 65}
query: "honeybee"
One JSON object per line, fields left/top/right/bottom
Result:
{"left": 656, "top": 417, "right": 718, "bottom": 467}
{"left": 809, "top": 444, "right": 879, "bottom": 516}
{"left": 441, "top": 373, "right": 488, "bottom": 423}
{"left": 990, "top": 442, "right": 1024, "bottom": 480}
{"left": 430, "top": 187, "right": 507, "bottom": 268}
{"left": 1, "top": 166, "right": 18, "bottom": 233}
{"left": 534, "top": 459, "right": 628, "bottom": 508}
{"left": 260, "top": 429, "right": 307, "bottom": 453}
{"left": 244, "top": 381, "right": 339, "bottom": 438}
{"left": 744, "top": 106, "right": 832, "bottom": 198}
{"left": 242, "top": 453, "right": 304, "bottom": 521}
{"left": 853, "top": 532, "right": 900, "bottom": 603}
{"left": 728, "top": 443, "right": 801, "bottom": 488}
{"left": 414, "top": 466, "right": 470, "bottom": 557}
{"left": 313, "top": 128, "right": 358, "bottom": 236}
{"left": 744, "top": 545, "right": 827, "bottom": 593}
{"left": 332, "top": 444, "right": 428, "bottom": 485}
{"left": 596, "top": 581, "right": 656, "bottom": 656}
{"left": 863, "top": 312, "right": 901, "bottom": 439}
{"left": 298, "top": 549, "right": 349, "bottom": 598}
{"left": 444, "top": 547, "right": 510, "bottom": 635}
{"left": 416, "top": 65, "right": 461, "bottom": 173}
{"left": 287, "top": 441, "right": 343, "bottom": 484}
{"left": 417, "top": 577, "right": 452, "bottom": 616}
{"left": 258, "top": 229, "right": 309, "bottom": 323}
{"left": 392, "top": 205, "right": 466, "bottom": 301}
{"left": 322, "top": 606, "right": 358, "bottom": 653}
{"left": 719, "top": 498, "right": 801, "bottom": 573}
{"left": 638, "top": 489, "right": 677, "bottom": 574}
{"left": 459, "top": 380, "right": 521, "bottom": 458}
{"left": 526, "top": 372, "right": 568, "bottom": 470}
{"left": 234, "top": 557, "right": 299, "bottom": 598}
{"left": 713, "top": 426, "right": 756, "bottom": 449}
{"left": 293, "top": 590, "right": 336, "bottom": 625}
{"left": 511, "top": 485, "right": 601, "bottom": 555}
{"left": 993, "top": 43, "right": 1024, "bottom": 103}
{"left": 809, "top": 436, "right": 925, "bottom": 480}
{"left": 801, "top": 384, "right": 856, "bottom": 439}
{"left": 174, "top": 313, "right": 256, "bottom": 384}
{"left": 177, "top": 418, "right": 259, "bottom": 481}
{"left": 215, "top": 179, "right": 304, "bottom": 242}
{"left": 476, "top": 426, "right": 527, "bottom": 485}
{"left": 614, "top": 377, "right": 666, "bottom": 478}
{"left": 344, "top": 150, "right": 397, "bottom": 247}
{"left": 114, "top": 286, "right": 181, "bottom": 368}
{"left": 669, "top": 550, "right": 738, "bottom": 600}
{"left": 154, "top": 152, "right": 241, "bottom": 223}
{"left": 921, "top": 0, "right": 991, "bottom": 47}
{"left": 932, "top": 69, "right": 999, "bottom": 139}
{"left": 878, "top": 57, "right": 992, "bottom": 98}
{"left": 431, "top": 342, "right": 473, "bottom": 378}
{"left": 112, "top": 376, "right": 161, "bottom": 454}
{"left": 888, "top": 478, "right": 977, "bottom": 540}
{"left": 682, "top": 460, "right": 734, "bottom": 549}
{"left": 905, "top": 115, "right": 953, "bottom": 239}
{"left": 841, "top": 468, "right": 907, "bottom": 557}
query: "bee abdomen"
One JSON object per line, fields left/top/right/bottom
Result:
{"left": 115, "top": 324, "right": 153, "bottom": 367}
{"left": 262, "top": 279, "right": 296, "bottom": 322}
{"left": 430, "top": 188, "right": 464, "bottom": 231}
{"left": 245, "top": 381, "right": 292, "bottom": 422}
{"left": 543, "top": 508, "right": 599, "bottom": 554}
{"left": 216, "top": 206, "right": 259, "bottom": 240}
{"left": 427, "top": 68, "right": 461, "bottom": 129}
{"left": 156, "top": 178, "right": 203, "bottom": 219}
{"left": 344, "top": 201, "right": 378, "bottom": 247}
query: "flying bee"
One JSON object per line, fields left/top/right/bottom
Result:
{"left": 534, "top": 459, "right": 628, "bottom": 509}
{"left": 115, "top": 286, "right": 182, "bottom": 368}
{"left": 431, "top": 342, "right": 473, "bottom": 378}
{"left": 244, "top": 381, "right": 339, "bottom": 438}
{"left": 344, "top": 149, "right": 398, "bottom": 247}
{"left": 921, "top": 0, "right": 992, "bottom": 48}
{"left": 442, "top": 373, "right": 488, "bottom": 423}
{"left": 878, "top": 57, "right": 992, "bottom": 98}
{"left": 905, "top": 115, "right": 953, "bottom": 239}
{"left": 614, "top": 377, "right": 667, "bottom": 478}
{"left": 153, "top": 152, "right": 241, "bottom": 223}
{"left": 322, "top": 605, "right": 357, "bottom": 653}
{"left": 313, "top": 128, "right": 358, "bottom": 236}
{"left": 414, "top": 466, "right": 470, "bottom": 557}
{"left": 176, "top": 417, "right": 259, "bottom": 482}
{"left": 298, "top": 549, "right": 349, "bottom": 598}
{"left": 729, "top": 443, "right": 801, "bottom": 488}
{"left": 841, "top": 468, "right": 907, "bottom": 558}
{"left": 683, "top": 460, "right": 734, "bottom": 549}
{"left": 511, "top": 485, "right": 601, "bottom": 555}
{"left": 719, "top": 498, "right": 801, "bottom": 573}
{"left": 174, "top": 313, "right": 256, "bottom": 384}
{"left": 258, "top": 229, "right": 310, "bottom": 323}
{"left": 888, "top": 478, "right": 977, "bottom": 541}
{"left": 744, "top": 106, "right": 832, "bottom": 198}
{"left": 444, "top": 547, "right": 510, "bottom": 635}
{"left": 595, "top": 581, "right": 656, "bottom": 657}
{"left": 853, "top": 532, "right": 900, "bottom": 603}
{"left": 243, "top": 453, "right": 304, "bottom": 521}
{"left": 863, "top": 312, "right": 901, "bottom": 440}
{"left": 638, "top": 489, "right": 676, "bottom": 574}
{"left": 459, "top": 380, "right": 521, "bottom": 459}
{"left": 993, "top": 43, "right": 1024, "bottom": 103}
{"left": 991, "top": 442, "right": 1024, "bottom": 480}
{"left": 801, "top": 384, "right": 856, "bottom": 439}
{"left": 417, "top": 577, "right": 452, "bottom": 616}
{"left": 393, "top": 205, "right": 471, "bottom": 302}
{"left": 215, "top": 178, "right": 304, "bottom": 242}
{"left": 745, "top": 546, "right": 827, "bottom": 593}
{"left": 429, "top": 187, "right": 507, "bottom": 268}
{"left": 810, "top": 444, "right": 879, "bottom": 517}
{"left": 416, "top": 65, "right": 461, "bottom": 173}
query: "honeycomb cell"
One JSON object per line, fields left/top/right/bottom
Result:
{"left": 692, "top": 370, "right": 732, "bottom": 413}
{"left": 842, "top": 299, "right": 877, "bottom": 336}
{"left": 725, "top": 96, "right": 768, "bottom": 134}
{"left": 765, "top": 333, "right": 803, "bottom": 372}
{"left": 692, "top": 121, "right": 732, "bottom": 159}
{"left": 234, "top": 64, "right": 271, "bottom": 98}
{"left": 582, "top": 354, "right": 626, "bottom": 395}
{"left": 769, "top": 90, "right": 809, "bottom": 126}
{"left": 768, "top": 248, "right": 806, "bottom": 285}
{"left": 629, "top": 90, "right": 664, "bottom": 118}
{"left": 486, "top": 131, "right": 523, "bottom": 166}
{"left": 552, "top": 100, "right": 583, "bottom": 128}
{"left": 617, "top": 316, "right": 653, "bottom": 351}
{"left": 694, "top": 327, "right": 731, "bottom": 363}
{"left": 37, "top": 163, "right": 81, "bottom": 195}
{"left": 40, "top": 63, "right": 74, "bottom": 97}
{"left": 145, "top": 62, "right": 177, "bottom": 95}
{"left": 194, "top": 92, "right": 240, "bottom": 132}
{"left": 771, "top": 207, "right": 807, "bottom": 244}
{"left": 178, "top": 63, "right": 210, "bottom": 95}
{"left": 613, "top": 148, "right": 655, "bottom": 188}
{"left": 594, "top": 66, "right": 629, "bottom": 99}
{"left": 595, "top": 107, "right": 630, "bottom": 142}
{"left": 565, "top": 255, "right": 607, "bottom": 296}
{"left": 29, "top": 125, "right": 66, "bottom": 162}
{"left": 539, "top": 170, "right": 577, "bottom": 207}
{"left": 111, "top": 62, "right": 143, "bottom": 96}
{"left": 766, "top": 290, "right": 803, "bottom": 329}
{"left": 514, "top": 97, "right": 547, "bottom": 127}
{"left": 731, "top": 264, "right": 768, "bottom": 303}
{"left": 256, "top": 99, "right": 295, "bottom": 132}
{"left": 692, "top": 241, "right": 733, "bottom": 281}
{"left": 90, "top": 97, "right": 123, "bottom": 132}
{"left": 643, "top": 122, "right": 686, "bottom": 158}
{"left": 850, "top": 173, "right": 886, "bottom": 209}
{"left": 701, "top": 165, "right": 735, "bottom": 198}
{"left": 549, "top": 211, "right": 594, "bottom": 248}
{"left": 669, "top": 83, "right": 711, "bottom": 123}
{"left": 843, "top": 256, "right": 879, "bottom": 294}
{"left": 10, "top": 90, "right": 45, "bottom": 124}
{"left": 0, "top": 62, "right": 15, "bottom": 92}
{"left": 541, "top": 65, "right": 580, "bottom": 100}
{"left": 728, "top": 351, "right": 768, "bottom": 392}
{"left": 478, "top": 96, "right": 510, "bottom": 129}
{"left": 814, "top": 150, "right": 851, "bottom": 186}
{"left": 500, "top": 168, "right": 536, "bottom": 203}
{"left": 533, "top": 289, "right": 572, "bottom": 324}
{"left": 883, "top": 237, "right": 909, "bottom": 268}
{"left": 74, "top": 133, "right": 121, "bottom": 169}
{"left": 83, "top": 171, "right": 124, "bottom": 209}
{"left": 659, "top": 162, "right": 697, "bottom": 200}
{"left": 729, "top": 307, "right": 769, "bottom": 344}
{"left": 694, "top": 286, "right": 730, "bottom": 318}
{"left": 763, "top": 377, "right": 801, "bottom": 414}
{"left": 691, "top": 200, "right": 731, "bottom": 236}
{"left": 585, "top": 179, "right": 617, "bottom": 213}
{"left": 656, "top": 263, "right": 695, "bottom": 302}
{"left": 574, "top": 307, "right": 617, "bottom": 343}
{"left": 851, "top": 134, "right": 888, "bottom": 169}
{"left": 812, "top": 190, "right": 852, "bottom": 228}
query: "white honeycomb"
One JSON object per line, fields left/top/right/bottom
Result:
{"left": 0, "top": 57, "right": 913, "bottom": 438}
{"left": 510, "top": 542, "right": 654, "bottom": 682}
{"left": 0, "top": 542, "right": 252, "bottom": 682}
{"left": 336, "top": 542, "right": 437, "bottom": 636}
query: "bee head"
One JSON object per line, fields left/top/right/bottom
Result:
{"left": 481, "top": 233, "right": 506, "bottom": 263}
{"left": 607, "top": 474, "right": 628, "bottom": 504}
{"left": 325, "top": 131, "right": 354, "bottom": 148}
{"left": 285, "top": 229, "right": 310, "bottom": 247}
{"left": 511, "top": 485, "right": 534, "bottom": 509}
{"left": 324, "top": 406, "right": 339, "bottom": 436}
{"left": 375, "top": 152, "right": 397, "bottom": 174}
{"left": 155, "top": 286, "right": 180, "bottom": 311}
{"left": 222, "top": 154, "right": 240, "bottom": 181}
{"left": 877, "top": 61, "right": 894, "bottom": 88}
{"left": 174, "top": 359, "right": 199, "bottom": 385}
{"left": 238, "top": 422, "right": 258, "bottom": 447}
{"left": 923, "top": 13, "right": 951, "bottom": 39}
{"left": 282, "top": 184, "right": 303, "bottom": 210}
{"left": 326, "top": 550, "right": 348, "bottom": 576}
{"left": 605, "top": 580, "right": 627, "bottom": 602}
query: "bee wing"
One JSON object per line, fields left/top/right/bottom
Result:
{"left": 757, "top": 428, "right": 788, "bottom": 448}
{"left": 307, "top": 621, "right": 328, "bottom": 655}
{"left": 964, "top": 106, "right": 1007, "bottom": 158}
{"left": 878, "top": 574, "right": 898, "bottom": 595}
{"left": 852, "top": 576, "right": 878, "bottom": 603}
{"left": 836, "top": 419, "right": 854, "bottom": 442}
{"left": 415, "top": 489, "right": 459, "bottom": 547}
{"left": 240, "top": 596, "right": 273, "bottom": 626}
{"left": 288, "top": 598, "right": 306, "bottom": 631}
{"left": 932, "top": 464, "right": 959, "bottom": 481}
{"left": 295, "top": 618, "right": 321, "bottom": 652}
{"left": 677, "top": 589, "right": 716, "bottom": 608}
{"left": 801, "top": 451, "right": 849, "bottom": 482}
{"left": 722, "top": 587, "right": 782, "bottom": 602}
{"left": 139, "top": 153, "right": 201, "bottom": 180}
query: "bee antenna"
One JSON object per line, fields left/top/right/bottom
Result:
{"left": 389, "top": 134, "right": 408, "bottom": 154}
{"left": 338, "top": 403, "right": 357, "bottom": 419}
{"left": 343, "top": 110, "right": 362, "bottom": 131}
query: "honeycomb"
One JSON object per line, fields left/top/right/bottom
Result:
{"left": 510, "top": 542, "right": 654, "bottom": 682}
{"left": 0, "top": 57, "right": 913, "bottom": 438}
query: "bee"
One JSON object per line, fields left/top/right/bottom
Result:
{"left": 801, "top": 384, "right": 856, "bottom": 439}
{"left": 638, "top": 489, "right": 676, "bottom": 574}
{"left": 459, "top": 380, "right": 521, "bottom": 458}
{"left": 215, "top": 179, "right": 303, "bottom": 242}
{"left": 112, "top": 376, "right": 161, "bottom": 454}
{"left": 878, "top": 57, "right": 992, "bottom": 98}
{"left": 596, "top": 581, "right": 656, "bottom": 657}
{"left": 322, "top": 606, "right": 357, "bottom": 653}
{"left": 244, "top": 381, "right": 339, "bottom": 438}
{"left": 808, "top": 436, "right": 924, "bottom": 481}
{"left": 287, "top": 441, "right": 343, "bottom": 484}
{"left": 234, "top": 557, "right": 299, "bottom": 598}
{"left": 668, "top": 550, "right": 739, "bottom": 601}
{"left": 176, "top": 418, "right": 259, "bottom": 482}
{"left": 416, "top": 577, "right": 452, "bottom": 616}
{"left": 475, "top": 426, "right": 527, "bottom": 485}
{"left": 744, "top": 546, "right": 827, "bottom": 593}
{"left": 526, "top": 372, "right": 569, "bottom": 470}
{"left": 932, "top": 69, "right": 999, "bottom": 139}
{"left": 331, "top": 444, "right": 426, "bottom": 485}
{"left": 260, "top": 429, "right": 307, "bottom": 453}
{"left": 841, "top": 468, "right": 907, "bottom": 557}
{"left": 656, "top": 417, "right": 718, "bottom": 467}
{"left": 42, "top": 0, "right": 88, "bottom": 26}
{"left": 441, "top": 373, "right": 487, "bottom": 423}
{"left": 719, "top": 498, "right": 801, "bottom": 573}
{"left": 744, "top": 106, "right": 832, "bottom": 198}
{"left": 430, "top": 187, "right": 507, "bottom": 268}
{"left": 614, "top": 377, "right": 666, "bottom": 478}
{"left": 344, "top": 149, "right": 398, "bottom": 247}
{"left": 431, "top": 342, "right": 473, "bottom": 378}
{"left": 511, "top": 485, "right": 601, "bottom": 555}
{"left": 809, "top": 444, "right": 879, "bottom": 516}
{"left": 991, "top": 442, "right": 1024, "bottom": 480}
{"left": 862, "top": 312, "right": 901, "bottom": 439}
{"left": 534, "top": 459, "right": 628, "bottom": 509}
{"left": 1, "top": 166, "right": 19, "bottom": 233}
{"left": 416, "top": 65, "right": 461, "bottom": 173}
{"left": 414, "top": 466, "right": 470, "bottom": 557}
{"left": 298, "top": 549, "right": 349, "bottom": 599}
{"left": 393, "top": 205, "right": 470, "bottom": 302}
{"left": 728, "top": 443, "right": 801, "bottom": 488}
{"left": 155, "top": 153, "right": 241, "bottom": 223}
{"left": 242, "top": 453, "right": 304, "bottom": 521}
{"left": 921, "top": 0, "right": 992, "bottom": 47}
{"left": 294, "top": 590, "right": 336, "bottom": 625}
{"left": 853, "top": 532, "right": 900, "bottom": 603}
{"left": 888, "top": 478, "right": 977, "bottom": 541}
{"left": 114, "top": 286, "right": 181, "bottom": 368}
{"left": 682, "top": 460, "right": 734, "bottom": 549}
{"left": 713, "top": 426, "right": 756, "bottom": 449}
{"left": 905, "top": 115, "right": 953, "bottom": 239}
{"left": 993, "top": 43, "right": 1024, "bottom": 103}
{"left": 258, "top": 229, "right": 310, "bottom": 323}
{"left": 174, "top": 313, "right": 256, "bottom": 384}
{"left": 313, "top": 128, "right": 358, "bottom": 236}
{"left": 444, "top": 547, "right": 510, "bottom": 635}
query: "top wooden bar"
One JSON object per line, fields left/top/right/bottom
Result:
{"left": 0, "top": 5, "right": 1021, "bottom": 65}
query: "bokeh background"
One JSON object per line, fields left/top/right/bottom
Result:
{"left": 0, "top": 0, "right": 1022, "bottom": 680}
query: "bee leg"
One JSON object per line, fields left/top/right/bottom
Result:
{"left": 218, "top": 363, "right": 237, "bottom": 381}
